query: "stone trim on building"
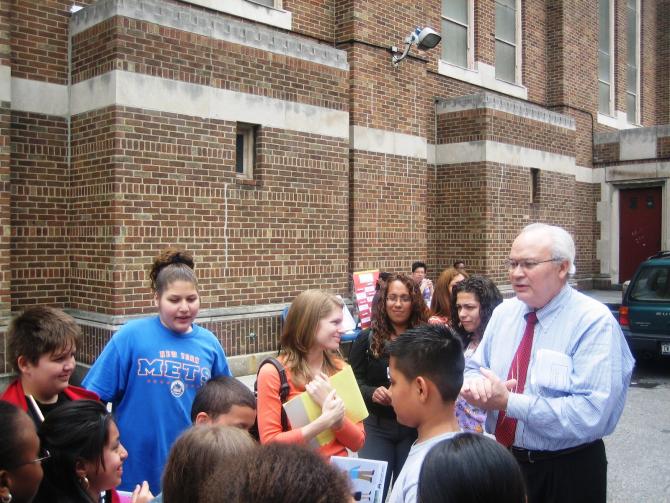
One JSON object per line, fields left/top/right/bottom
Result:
{"left": 70, "top": 0, "right": 344, "bottom": 69}
{"left": 437, "top": 92, "right": 576, "bottom": 130}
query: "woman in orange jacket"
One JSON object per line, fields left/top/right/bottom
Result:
{"left": 256, "top": 290, "right": 365, "bottom": 458}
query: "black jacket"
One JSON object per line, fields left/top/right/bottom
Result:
{"left": 349, "top": 329, "right": 398, "bottom": 420}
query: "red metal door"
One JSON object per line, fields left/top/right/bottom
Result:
{"left": 619, "top": 187, "right": 662, "bottom": 282}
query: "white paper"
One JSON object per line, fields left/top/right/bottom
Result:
{"left": 331, "top": 456, "right": 388, "bottom": 503}
{"left": 337, "top": 295, "right": 357, "bottom": 332}
{"left": 358, "top": 273, "right": 374, "bottom": 283}
{"left": 531, "top": 349, "right": 572, "bottom": 392}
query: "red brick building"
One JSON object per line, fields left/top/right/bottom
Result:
{"left": 0, "top": 0, "right": 668, "bottom": 376}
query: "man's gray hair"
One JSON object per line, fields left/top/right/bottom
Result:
{"left": 520, "top": 223, "right": 576, "bottom": 275}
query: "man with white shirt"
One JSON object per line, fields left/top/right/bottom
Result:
{"left": 461, "top": 223, "right": 634, "bottom": 503}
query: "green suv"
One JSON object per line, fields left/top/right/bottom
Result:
{"left": 620, "top": 251, "right": 670, "bottom": 358}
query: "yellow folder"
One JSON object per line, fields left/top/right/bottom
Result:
{"left": 283, "top": 365, "right": 369, "bottom": 447}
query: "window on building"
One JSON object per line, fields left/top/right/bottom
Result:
{"left": 441, "top": 0, "right": 472, "bottom": 68}
{"left": 529, "top": 168, "right": 539, "bottom": 204}
{"left": 598, "top": 0, "right": 614, "bottom": 115}
{"left": 247, "top": 0, "right": 280, "bottom": 7}
{"left": 626, "top": 0, "right": 640, "bottom": 124}
{"left": 179, "top": 1, "right": 290, "bottom": 31}
{"left": 495, "top": 0, "right": 520, "bottom": 84}
{"left": 495, "top": 0, "right": 521, "bottom": 83}
{"left": 236, "top": 123, "right": 256, "bottom": 178}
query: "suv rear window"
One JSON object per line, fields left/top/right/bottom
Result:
{"left": 629, "top": 266, "right": 670, "bottom": 302}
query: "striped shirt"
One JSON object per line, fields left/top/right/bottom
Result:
{"left": 465, "top": 284, "right": 635, "bottom": 451}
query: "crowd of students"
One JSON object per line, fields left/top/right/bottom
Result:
{"left": 0, "top": 247, "right": 525, "bottom": 503}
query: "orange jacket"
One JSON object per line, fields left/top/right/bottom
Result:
{"left": 256, "top": 358, "right": 365, "bottom": 458}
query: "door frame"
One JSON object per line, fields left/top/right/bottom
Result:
{"left": 610, "top": 180, "right": 667, "bottom": 285}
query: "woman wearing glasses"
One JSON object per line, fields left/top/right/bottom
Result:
{"left": 0, "top": 401, "right": 45, "bottom": 503}
{"left": 350, "top": 273, "right": 428, "bottom": 501}
{"left": 33, "top": 400, "right": 153, "bottom": 503}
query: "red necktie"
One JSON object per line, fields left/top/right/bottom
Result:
{"left": 495, "top": 311, "right": 538, "bottom": 447}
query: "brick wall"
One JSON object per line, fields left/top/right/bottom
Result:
{"left": 0, "top": 0, "right": 10, "bottom": 323}
{"left": 658, "top": 0, "right": 670, "bottom": 125}
{"left": 659, "top": 136, "right": 670, "bottom": 159}
{"left": 436, "top": 108, "right": 574, "bottom": 156}
{"left": 350, "top": 150, "right": 427, "bottom": 274}
{"left": 640, "top": 0, "right": 658, "bottom": 126}
{"left": 523, "top": 0, "right": 548, "bottom": 105}
{"left": 429, "top": 95, "right": 586, "bottom": 282}
{"left": 11, "top": 112, "right": 70, "bottom": 310}
{"left": 287, "top": 0, "right": 336, "bottom": 42}
{"left": 72, "top": 17, "right": 348, "bottom": 111}
{"left": 69, "top": 107, "right": 350, "bottom": 315}
{"left": 11, "top": 0, "right": 95, "bottom": 84}
{"left": 428, "top": 163, "right": 490, "bottom": 278}
{"left": 1, "top": 0, "right": 668, "bottom": 379}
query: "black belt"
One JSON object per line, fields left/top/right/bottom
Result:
{"left": 510, "top": 440, "right": 600, "bottom": 464}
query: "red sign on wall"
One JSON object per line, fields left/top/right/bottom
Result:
{"left": 353, "top": 270, "right": 379, "bottom": 329}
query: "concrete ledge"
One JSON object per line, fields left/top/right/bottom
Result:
{"left": 437, "top": 92, "right": 575, "bottom": 130}
{"left": 71, "top": 0, "right": 346, "bottom": 70}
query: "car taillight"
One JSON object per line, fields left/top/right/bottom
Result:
{"left": 619, "top": 306, "right": 629, "bottom": 327}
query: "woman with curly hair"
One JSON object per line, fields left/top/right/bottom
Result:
{"left": 450, "top": 276, "right": 502, "bottom": 355}
{"left": 449, "top": 275, "right": 502, "bottom": 433}
{"left": 428, "top": 267, "right": 468, "bottom": 325}
{"left": 350, "top": 273, "right": 428, "bottom": 501}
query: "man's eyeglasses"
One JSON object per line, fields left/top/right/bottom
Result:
{"left": 11, "top": 449, "right": 51, "bottom": 469}
{"left": 505, "top": 258, "right": 562, "bottom": 271}
{"left": 387, "top": 295, "right": 412, "bottom": 304}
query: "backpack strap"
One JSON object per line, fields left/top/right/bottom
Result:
{"left": 255, "top": 357, "right": 290, "bottom": 432}
{"left": 259, "top": 357, "right": 290, "bottom": 403}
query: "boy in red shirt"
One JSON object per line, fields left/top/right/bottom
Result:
{"left": 1, "top": 306, "right": 98, "bottom": 424}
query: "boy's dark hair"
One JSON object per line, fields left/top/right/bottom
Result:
{"left": 191, "top": 376, "right": 256, "bottom": 423}
{"left": 418, "top": 433, "right": 526, "bottom": 503}
{"left": 453, "top": 260, "right": 465, "bottom": 268}
{"left": 412, "top": 261, "right": 427, "bottom": 273}
{"left": 388, "top": 324, "right": 464, "bottom": 402}
{"left": 7, "top": 306, "right": 81, "bottom": 373}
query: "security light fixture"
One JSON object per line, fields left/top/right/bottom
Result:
{"left": 391, "top": 27, "right": 442, "bottom": 66}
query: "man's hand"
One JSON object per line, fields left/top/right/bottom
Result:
{"left": 460, "top": 367, "right": 517, "bottom": 411}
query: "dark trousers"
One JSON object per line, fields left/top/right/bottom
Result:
{"left": 514, "top": 439, "right": 607, "bottom": 503}
{"left": 359, "top": 414, "right": 417, "bottom": 502}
